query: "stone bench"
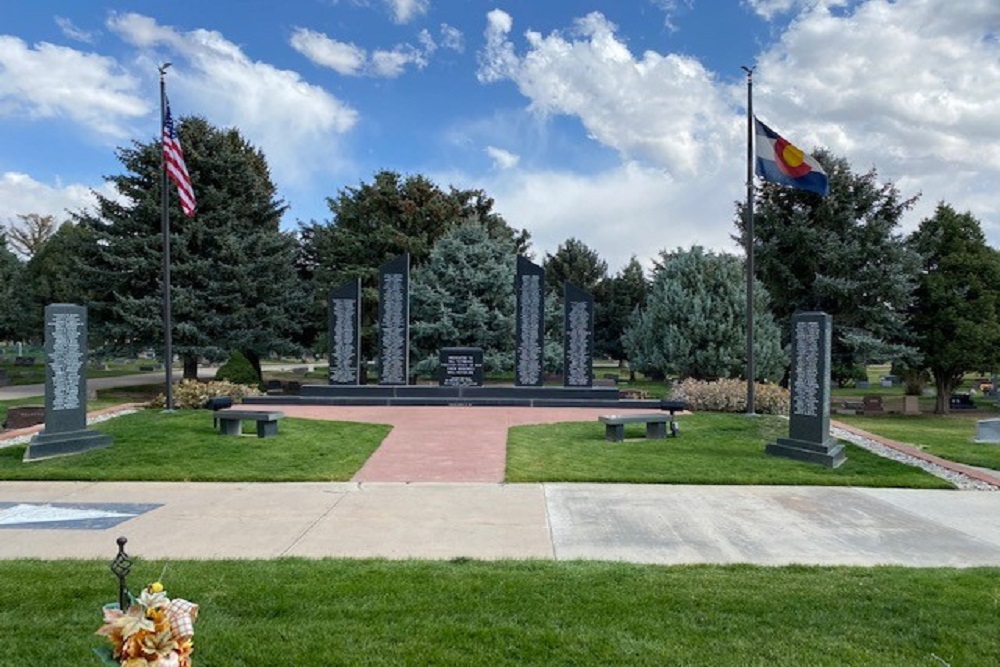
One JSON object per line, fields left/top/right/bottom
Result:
{"left": 214, "top": 409, "right": 284, "bottom": 438}
{"left": 599, "top": 414, "right": 677, "bottom": 442}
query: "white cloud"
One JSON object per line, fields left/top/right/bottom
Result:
{"left": 485, "top": 146, "right": 520, "bottom": 170}
{"left": 371, "top": 45, "right": 428, "bottom": 77}
{"left": 0, "top": 172, "right": 120, "bottom": 224}
{"left": 474, "top": 2, "right": 1000, "bottom": 257}
{"left": 751, "top": 0, "right": 1000, "bottom": 236}
{"left": 290, "top": 26, "right": 440, "bottom": 78}
{"left": 477, "top": 11, "right": 739, "bottom": 177}
{"left": 649, "top": 0, "right": 693, "bottom": 31}
{"left": 107, "top": 13, "right": 359, "bottom": 185}
{"left": 55, "top": 17, "right": 97, "bottom": 44}
{"left": 465, "top": 162, "right": 740, "bottom": 273}
{"left": 0, "top": 36, "right": 147, "bottom": 137}
{"left": 439, "top": 23, "right": 464, "bottom": 52}
{"left": 385, "top": 0, "right": 429, "bottom": 24}
{"left": 289, "top": 28, "right": 366, "bottom": 76}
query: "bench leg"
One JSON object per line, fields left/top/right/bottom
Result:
{"left": 219, "top": 419, "right": 241, "bottom": 436}
{"left": 605, "top": 424, "right": 624, "bottom": 442}
{"left": 257, "top": 420, "right": 279, "bottom": 438}
{"left": 646, "top": 422, "right": 667, "bottom": 439}
{"left": 670, "top": 420, "right": 679, "bottom": 437}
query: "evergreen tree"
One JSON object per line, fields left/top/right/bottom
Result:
{"left": 0, "top": 232, "right": 29, "bottom": 341}
{"left": 22, "top": 222, "right": 93, "bottom": 336}
{"left": 409, "top": 222, "right": 517, "bottom": 374}
{"left": 907, "top": 203, "right": 1000, "bottom": 413}
{"left": 299, "top": 170, "right": 529, "bottom": 357}
{"left": 594, "top": 256, "right": 648, "bottom": 364}
{"left": 622, "top": 247, "right": 785, "bottom": 381}
{"left": 75, "top": 117, "right": 303, "bottom": 379}
{"left": 543, "top": 238, "right": 608, "bottom": 295}
{"left": 736, "top": 150, "right": 920, "bottom": 384}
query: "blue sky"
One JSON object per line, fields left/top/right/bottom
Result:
{"left": 2, "top": 0, "right": 999, "bottom": 271}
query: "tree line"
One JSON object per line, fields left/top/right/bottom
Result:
{"left": 2, "top": 118, "right": 998, "bottom": 413}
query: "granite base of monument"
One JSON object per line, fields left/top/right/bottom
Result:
{"left": 24, "top": 429, "right": 113, "bottom": 462}
{"left": 765, "top": 437, "right": 846, "bottom": 468}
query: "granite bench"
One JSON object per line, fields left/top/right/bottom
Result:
{"left": 599, "top": 414, "right": 677, "bottom": 442}
{"left": 214, "top": 409, "right": 284, "bottom": 438}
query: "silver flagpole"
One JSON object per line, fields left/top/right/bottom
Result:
{"left": 159, "top": 63, "right": 174, "bottom": 411}
{"left": 742, "top": 65, "right": 756, "bottom": 416}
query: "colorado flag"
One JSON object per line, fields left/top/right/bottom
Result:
{"left": 754, "top": 118, "right": 829, "bottom": 196}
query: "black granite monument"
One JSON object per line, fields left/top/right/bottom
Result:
{"left": 24, "top": 304, "right": 113, "bottom": 461}
{"left": 439, "top": 347, "right": 484, "bottom": 387}
{"left": 515, "top": 256, "right": 545, "bottom": 387}
{"left": 378, "top": 253, "right": 409, "bottom": 385}
{"left": 328, "top": 278, "right": 361, "bottom": 385}
{"left": 563, "top": 282, "right": 594, "bottom": 388}
{"left": 766, "top": 312, "right": 846, "bottom": 467}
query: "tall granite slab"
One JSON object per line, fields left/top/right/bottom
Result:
{"left": 766, "top": 312, "right": 846, "bottom": 468}
{"left": 378, "top": 253, "right": 409, "bottom": 385}
{"left": 563, "top": 282, "right": 594, "bottom": 388}
{"left": 328, "top": 279, "right": 362, "bottom": 385}
{"left": 439, "top": 347, "right": 484, "bottom": 387}
{"left": 24, "top": 304, "right": 113, "bottom": 461}
{"left": 515, "top": 256, "right": 545, "bottom": 387}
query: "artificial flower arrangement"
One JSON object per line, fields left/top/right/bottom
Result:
{"left": 95, "top": 581, "right": 199, "bottom": 667}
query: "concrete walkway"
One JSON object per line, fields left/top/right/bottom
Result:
{"left": 2, "top": 404, "right": 1000, "bottom": 566}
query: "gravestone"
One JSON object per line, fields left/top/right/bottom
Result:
{"left": 328, "top": 278, "right": 362, "bottom": 385}
{"left": 563, "top": 282, "right": 594, "bottom": 387}
{"left": 975, "top": 419, "right": 1000, "bottom": 444}
{"left": 378, "top": 254, "right": 409, "bottom": 385}
{"left": 515, "top": 256, "right": 545, "bottom": 387}
{"left": 766, "top": 312, "right": 845, "bottom": 467}
{"left": 439, "top": 347, "right": 484, "bottom": 387}
{"left": 24, "top": 304, "right": 113, "bottom": 461}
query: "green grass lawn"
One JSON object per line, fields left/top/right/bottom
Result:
{"left": 835, "top": 413, "right": 1000, "bottom": 471}
{"left": 0, "top": 409, "right": 390, "bottom": 481}
{"left": 0, "top": 559, "right": 996, "bottom": 666}
{"left": 507, "top": 413, "right": 952, "bottom": 488}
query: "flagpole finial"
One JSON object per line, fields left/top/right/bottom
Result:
{"left": 158, "top": 62, "right": 172, "bottom": 78}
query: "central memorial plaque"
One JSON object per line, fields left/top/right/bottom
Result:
{"left": 766, "top": 312, "right": 845, "bottom": 467}
{"left": 439, "top": 347, "right": 484, "bottom": 387}
{"left": 328, "top": 278, "right": 361, "bottom": 385}
{"left": 515, "top": 256, "right": 544, "bottom": 387}
{"left": 378, "top": 253, "right": 409, "bottom": 385}
{"left": 563, "top": 282, "right": 594, "bottom": 387}
{"left": 24, "top": 304, "right": 113, "bottom": 461}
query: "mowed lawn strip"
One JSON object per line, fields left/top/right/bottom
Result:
{"left": 836, "top": 413, "right": 1000, "bottom": 471}
{"left": 0, "top": 409, "right": 390, "bottom": 481}
{"left": 507, "top": 413, "right": 952, "bottom": 488}
{"left": 0, "top": 559, "right": 996, "bottom": 666}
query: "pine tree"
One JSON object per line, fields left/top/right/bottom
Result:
{"left": 622, "top": 247, "right": 785, "bottom": 381}
{"left": 75, "top": 117, "right": 303, "bottom": 378}
{"left": 409, "top": 222, "right": 517, "bottom": 374}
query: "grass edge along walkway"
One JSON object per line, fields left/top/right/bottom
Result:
{"left": 833, "top": 419, "right": 1000, "bottom": 488}
{"left": 1, "top": 559, "right": 998, "bottom": 666}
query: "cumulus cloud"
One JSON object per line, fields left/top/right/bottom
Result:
{"left": 385, "top": 0, "right": 429, "bottom": 24}
{"left": 473, "top": 2, "right": 1000, "bottom": 259}
{"left": 0, "top": 171, "right": 121, "bottom": 224}
{"left": 485, "top": 146, "right": 520, "bottom": 170}
{"left": 107, "top": 13, "right": 358, "bottom": 185}
{"left": 477, "top": 11, "right": 739, "bottom": 177}
{"left": 0, "top": 35, "right": 147, "bottom": 137}
{"left": 289, "top": 28, "right": 366, "bottom": 75}
{"left": 751, "top": 0, "right": 1000, "bottom": 234}
{"left": 292, "top": 25, "right": 457, "bottom": 78}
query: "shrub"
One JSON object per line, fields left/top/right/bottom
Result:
{"left": 146, "top": 379, "right": 262, "bottom": 409}
{"left": 215, "top": 350, "right": 260, "bottom": 386}
{"left": 670, "top": 377, "right": 790, "bottom": 415}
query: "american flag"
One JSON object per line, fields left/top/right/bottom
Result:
{"left": 163, "top": 98, "right": 196, "bottom": 217}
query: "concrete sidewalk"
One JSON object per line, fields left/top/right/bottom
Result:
{"left": 2, "top": 481, "right": 999, "bottom": 566}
